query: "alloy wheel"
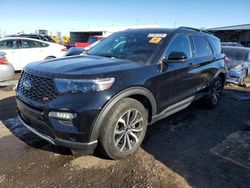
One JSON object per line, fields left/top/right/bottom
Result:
{"left": 113, "top": 109, "right": 144, "bottom": 152}
{"left": 211, "top": 79, "right": 222, "bottom": 105}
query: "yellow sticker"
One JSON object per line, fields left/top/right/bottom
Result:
{"left": 149, "top": 37, "right": 162, "bottom": 44}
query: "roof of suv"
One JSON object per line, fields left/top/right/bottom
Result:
{"left": 121, "top": 27, "right": 217, "bottom": 39}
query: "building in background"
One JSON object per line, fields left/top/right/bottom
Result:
{"left": 208, "top": 24, "right": 250, "bottom": 47}
{"left": 69, "top": 24, "right": 159, "bottom": 44}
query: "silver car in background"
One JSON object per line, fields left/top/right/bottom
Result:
{"left": 222, "top": 46, "right": 250, "bottom": 86}
{"left": 0, "top": 51, "right": 15, "bottom": 85}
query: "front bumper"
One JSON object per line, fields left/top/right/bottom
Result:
{"left": 16, "top": 96, "right": 101, "bottom": 153}
{"left": 18, "top": 115, "right": 97, "bottom": 153}
{"left": 226, "top": 68, "right": 248, "bottom": 85}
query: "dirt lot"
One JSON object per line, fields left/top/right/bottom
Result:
{"left": 0, "top": 76, "right": 249, "bottom": 188}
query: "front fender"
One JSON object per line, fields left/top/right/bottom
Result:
{"left": 89, "top": 87, "right": 157, "bottom": 142}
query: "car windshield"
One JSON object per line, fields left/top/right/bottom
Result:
{"left": 222, "top": 47, "right": 250, "bottom": 61}
{"left": 87, "top": 32, "right": 165, "bottom": 63}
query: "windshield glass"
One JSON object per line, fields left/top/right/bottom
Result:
{"left": 87, "top": 32, "right": 165, "bottom": 63}
{"left": 222, "top": 47, "right": 249, "bottom": 61}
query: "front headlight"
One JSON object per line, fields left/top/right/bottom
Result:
{"left": 233, "top": 64, "right": 243, "bottom": 71}
{"left": 55, "top": 78, "right": 115, "bottom": 94}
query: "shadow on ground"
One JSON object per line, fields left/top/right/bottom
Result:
{"left": 0, "top": 86, "right": 250, "bottom": 187}
{"left": 142, "top": 88, "right": 250, "bottom": 188}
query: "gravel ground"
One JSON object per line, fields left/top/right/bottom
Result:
{"left": 0, "top": 74, "right": 249, "bottom": 188}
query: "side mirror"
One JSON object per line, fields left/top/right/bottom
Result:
{"left": 163, "top": 51, "right": 188, "bottom": 63}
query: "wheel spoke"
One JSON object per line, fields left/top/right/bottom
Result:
{"left": 215, "top": 91, "right": 220, "bottom": 99}
{"left": 130, "top": 110, "right": 138, "bottom": 125}
{"left": 118, "top": 118, "right": 126, "bottom": 127}
{"left": 131, "top": 118, "right": 143, "bottom": 127}
{"left": 129, "top": 131, "right": 139, "bottom": 143}
{"left": 125, "top": 110, "right": 131, "bottom": 125}
{"left": 115, "top": 129, "right": 125, "bottom": 135}
{"left": 126, "top": 134, "right": 132, "bottom": 150}
{"left": 120, "top": 133, "right": 127, "bottom": 151}
{"left": 131, "top": 127, "right": 143, "bottom": 133}
{"left": 115, "top": 133, "right": 125, "bottom": 146}
{"left": 212, "top": 93, "right": 218, "bottom": 104}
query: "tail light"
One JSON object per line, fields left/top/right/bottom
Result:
{"left": 61, "top": 47, "right": 67, "bottom": 52}
{"left": 0, "top": 56, "right": 8, "bottom": 64}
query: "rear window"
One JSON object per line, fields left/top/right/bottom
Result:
{"left": 222, "top": 47, "right": 250, "bottom": 61}
{"left": 21, "top": 40, "right": 49, "bottom": 48}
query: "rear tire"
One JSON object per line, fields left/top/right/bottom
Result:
{"left": 99, "top": 98, "right": 148, "bottom": 159}
{"left": 204, "top": 76, "right": 223, "bottom": 108}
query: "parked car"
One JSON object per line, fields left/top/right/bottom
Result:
{"left": 221, "top": 42, "right": 244, "bottom": 47}
{"left": 7, "top": 34, "right": 56, "bottom": 43}
{"left": 16, "top": 27, "right": 226, "bottom": 159}
{"left": 64, "top": 41, "right": 101, "bottom": 57}
{"left": 64, "top": 47, "right": 86, "bottom": 57}
{"left": 222, "top": 46, "right": 250, "bottom": 85}
{"left": 0, "top": 51, "right": 14, "bottom": 84}
{"left": 75, "top": 35, "right": 105, "bottom": 48}
{"left": 0, "top": 37, "right": 67, "bottom": 70}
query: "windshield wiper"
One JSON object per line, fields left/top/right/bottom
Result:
{"left": 99, "top": 54, "right": 117, "bottom": 59}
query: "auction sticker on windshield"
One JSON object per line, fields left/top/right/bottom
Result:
{"left": 149, "top": 37, "right": 162, "bottom": 44}
{"left": 148, "top": 33, "right": 167, "bottom": 38}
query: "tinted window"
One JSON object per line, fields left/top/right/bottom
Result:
{"left": 210, "top": 38, "right": 221, "bottom": 54}
{"left": 192, "top": 36, "right": 213, "bottom": 57}
{"left": 165, "top": 35, "right": 192, "bottom": 59}
{"left": 21, "top": 40, "right": 49, "bottom": 48}
{"left": 0, "top": 40, "right": 18, "bottom": 50}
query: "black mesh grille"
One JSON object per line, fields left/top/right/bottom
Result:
{"left": 18, "top": 71, "right": 57, "bottom": 103}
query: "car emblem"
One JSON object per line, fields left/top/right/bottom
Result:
{"left": 23, "top": 80, "right": 32, "bottom": 90}
{"left": 43, "top": 96, "right": 49, "bottom": 102}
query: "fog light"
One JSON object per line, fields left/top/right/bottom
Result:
{"left": 49, "top": 111, "right": 76, "bottom": 120}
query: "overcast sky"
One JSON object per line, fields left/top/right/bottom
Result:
{"left": 1, "top": 0, "right": 250, "bottom": 36}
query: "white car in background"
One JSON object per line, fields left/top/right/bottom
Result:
{"left": 0, "top": 37, "right": 67, "bottom": 70}
{"left": 0, "top": 51, "right": 14, "bottom": 85}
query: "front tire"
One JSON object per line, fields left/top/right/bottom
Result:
{"left": 99, "top": 98, "right": 148, "bottom": 159}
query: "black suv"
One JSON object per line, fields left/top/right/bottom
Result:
{"left": 16, "top": 27, "right": 226, "bottom": 159}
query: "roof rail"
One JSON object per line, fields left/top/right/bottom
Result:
{"left": 177, "top": 26, "right": 213, "bottom": 35}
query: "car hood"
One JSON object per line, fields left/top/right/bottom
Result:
{"left": 25, "top": 55, "right": 144, "bottom": 78}
{"left": 227, "top": 60, "right": 248, "bottom": 69}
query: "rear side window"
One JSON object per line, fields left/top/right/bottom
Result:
{"left": 21, "top": 40, "right": 49, "bottom": 48}
{"left": 210, "top": 38, "right": 221, "bottom": 54}
{"left": 0, "top": 40, "right": 18, "bottom": 50}
{"left": 165, "top": 34, "right": 192, "bottom": 59}
{"left": 192, "top": 36, "right": 213, "bottom": 57}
